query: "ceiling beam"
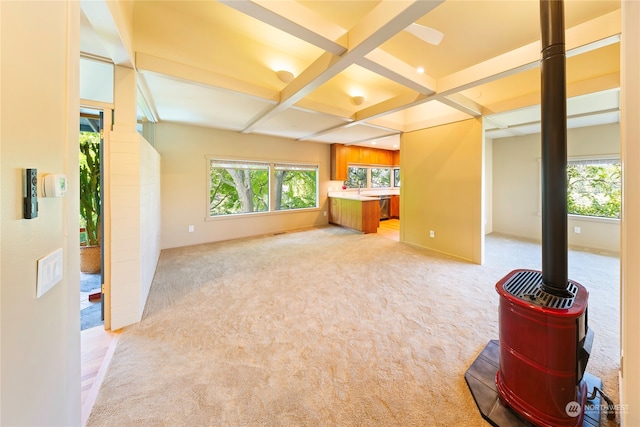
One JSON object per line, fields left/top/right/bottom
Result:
{"left": 241, "top": 0, "right": 445, "bottom": 134}
{"left": 309, "top": 9, "right": 621, "bottom": 139}
{"left": 439, "top": 93, "right": 483, "bottom": 117}
{"left": 357, "top": 49, "right": 437, "bottom": 95}
{"left": 81, "top": 0, "right": 134, "bottom": 68}
{"left": 218, "top": 0, "right": 347, "bottom": 56}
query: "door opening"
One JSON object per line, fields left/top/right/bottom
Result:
{"left": 79, "top": 109, "right": 104, "bottom": 331}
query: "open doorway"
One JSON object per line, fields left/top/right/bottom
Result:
{"left": 79, "top": 109, "right": 104, "bottom": 330}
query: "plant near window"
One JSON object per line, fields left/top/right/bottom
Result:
{"left": 79, "top": 131, "right": 101, "bottom": 273}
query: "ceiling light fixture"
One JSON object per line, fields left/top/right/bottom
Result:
{"left": 276, "top": 70, "right": 294, "bottom": 83}
{"left": 417, "top": 67, "right": 425, "bottom": 74}
{"left": 351, "top": 95, "right": 365, "bottom": 106}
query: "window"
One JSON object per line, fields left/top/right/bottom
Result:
{"left": 393, "top": 168, "right": 401, "bottom": 187}
{"left": 274, "top": 163, "right": 318, "bottom": 211}
{"left": 346, "top": 166, "right": 367, "bottom": 189}
{"left": 209, "top": 160, "right": 270, "bottom": 216}
{"left": 209, "top": 159, "right": 318, "bottom": 217}
{"left": 371, "top": 168, "right": 391, "bottom": 188}
{"left": 567, "top": 158, "right": 620, "bottom": 219}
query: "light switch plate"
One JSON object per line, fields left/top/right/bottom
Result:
{"left": 37, "top": 248, "right": 63, "bottom": 298}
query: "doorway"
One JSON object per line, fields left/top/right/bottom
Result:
{"left": 79, "top": 109, "right": 104, "bottom": 330}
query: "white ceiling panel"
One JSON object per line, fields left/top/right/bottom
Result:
{"left": 140, "top": 72, "right": 276, "bottom": 131}
{"left": 255, "top": 107, "right": 351, "bottom": 140}
{"left": 308, "top": 124, "right": 399, "bottom": 145}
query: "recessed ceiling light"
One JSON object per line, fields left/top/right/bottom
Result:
{"left": 417, "top": 67, "right": 425, "bottom": 74}
{"left": 371, "top": 141, "right": 377, "bottom": 145}
{"left": 393, "top": 144, "right": 399, "bottom": 148}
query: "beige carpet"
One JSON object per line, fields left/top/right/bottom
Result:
{"left": 87, "top": 225, "right": 620, "bottom": 426}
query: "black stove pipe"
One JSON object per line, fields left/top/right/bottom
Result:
{"left": 540, "top": 0, "right": 570, "bottom": 297}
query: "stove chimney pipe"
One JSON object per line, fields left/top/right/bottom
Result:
{"left": 540, "top": 0, "right": 569, "bottom": 296}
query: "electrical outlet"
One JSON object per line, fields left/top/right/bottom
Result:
{"left": 188, "top": 225, "right": 194, "bottom": 232}
{"left": 574, "top": 226, "right": 581, "bottom": 234}
{"left": 323, "top": 211, "right": 327, "bottom": 217}
{"left": 429, "top": 230, "right": 435, "bottom": 238}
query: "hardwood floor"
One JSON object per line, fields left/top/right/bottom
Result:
{"left": 81, "top": 326, "right": 119, "bottom": 426}
{"left": 377, "top": 218, "right": 400, "bottom": 241}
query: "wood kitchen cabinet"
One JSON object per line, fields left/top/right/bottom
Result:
{"left": 390, "top": 195, "right": 400, "bottom": 219}
{"left": 331, "top": 144, "right": 397, "bottom": 180}
{"left": 392, "top": 150, "right": 400, "bottom": 166}
{"left": 329, "top": 197, "right": 379, "bottom": 233}
{"left": 330, "top": 144, "right": 348, "bottom": 180}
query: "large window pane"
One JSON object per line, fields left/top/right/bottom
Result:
{"left": 371, "top": 168, "right": 391, "bottom": 188}
{"left": 209, "top": 161, "right": 269, "bottom": 216}
{"left": 274, "top": 164, "right": 318, "bottom": 211}
{"left": 567, "top": 159, "right": 620, "bottom": 219}
{"left": 346, "top": 167, "right": 367, "bottom": 188}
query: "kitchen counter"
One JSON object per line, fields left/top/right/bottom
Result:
{"left": 328, "top": 196, "right": 380, "bottom": 233}
{"left": 327, "top": 190, "right": 399, "bottom": 201}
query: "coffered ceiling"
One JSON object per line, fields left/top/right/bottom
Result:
{"left": 80, "top": 0, "right": 621, "bottom": 150}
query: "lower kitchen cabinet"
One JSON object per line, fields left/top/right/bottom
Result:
{"left": 329, "top": 197, "right": 379, "bottom": 233}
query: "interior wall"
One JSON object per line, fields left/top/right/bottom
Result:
{"left": 620, "top": 1, "right": 640, "bottom": 423}
{"left": 155, "top": 122, "right": 330, "bottom": 249}
{"left": 108, "top": 66, "right": 162, "bottom": 330}
{"left": 139, "top": 135, "right": 161, "bottom": 314}
{"left": 0, "top": 2, "right": 81, "bottom": 425}
{"left": 492, "top": 123, "right": 620, "bottom": 254}
{"left": 485, "top": 137, "right": 493, "bottom": 234}
{"left": 400, "top": 118, "right": 484, "bottom": 264}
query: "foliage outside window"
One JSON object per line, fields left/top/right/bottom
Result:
{"left": 393, "top": 168, "right": 401, "bottom": 187}
{"left": 371, "top": 168, "right": 391, "bottom": 188}
{"left": 274, "top": 164, "right": 318, "bottom": 211}
{"left": 209, "top": 160, "right": 318, "bottom": 217}
{"left": 346, "top": 166, "right": 367, "bottom": 189}
{"left": 567, "top": 158, "right": 620, "bottom": 219}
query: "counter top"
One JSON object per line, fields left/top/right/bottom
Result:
{"left": 327, "top": 190, "right": 399, "bottom": 201}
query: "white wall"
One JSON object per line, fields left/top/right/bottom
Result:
{"left": 492, "top": 123, "right": 620, "bottom": 254}
{"left": 485, "top": 137, "right": 493, "bottom": 234}
{"left": 155, "top": 122, "right": 330, "bottom": 249}
{"left": 401, "top": 118, "right": 484, "bottom": 264}
{"left": 0, "top": 2, "right": 81, "bottom": 425}
{"left": 620, "top": 1, "right": 640, "bottom": 424}
{"left": 139, "top": 135, "right": 161, "bottom": 315}
{"left": 108, "top": 66, "right": 161, "bottom": 330}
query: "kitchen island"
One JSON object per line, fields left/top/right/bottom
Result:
{"left": 328, "top": 194, "right": 379, "bottom": 233}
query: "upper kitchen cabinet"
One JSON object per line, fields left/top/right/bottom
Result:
{"left": 331, "top": 144, "right": 398, "bottom": 180}
{"left": 330, "top": 144, "right": 348, "bottom": 181}
{"left": 393, "top": 150, "right": 400, "bottom": 166}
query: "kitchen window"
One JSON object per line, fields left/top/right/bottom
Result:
{"left": 393, "top": 168, "right": 401, "bottom": 187}
{"left": 371, "top": 167, "right": 392, "bottom": 188}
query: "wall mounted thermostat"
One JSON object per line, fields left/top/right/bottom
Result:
{"left": 43, "top": 174, "right": 68, "bottom": 198}
{"left": 23, "top": 168, "right": 38, "bottom": 219}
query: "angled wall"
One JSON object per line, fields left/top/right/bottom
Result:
{"left": 401, "top": 118, "right": 484, "bottom": 264}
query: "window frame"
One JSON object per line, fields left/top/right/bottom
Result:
{"left": 536, "top": 154, "right": 621, "bottom": 222}
{"left": 206, "top": 157, "right": 319, "bottom": 220}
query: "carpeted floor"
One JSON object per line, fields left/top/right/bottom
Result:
{"left": 87, "top": 226, "right": 620, "bottom": 426}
